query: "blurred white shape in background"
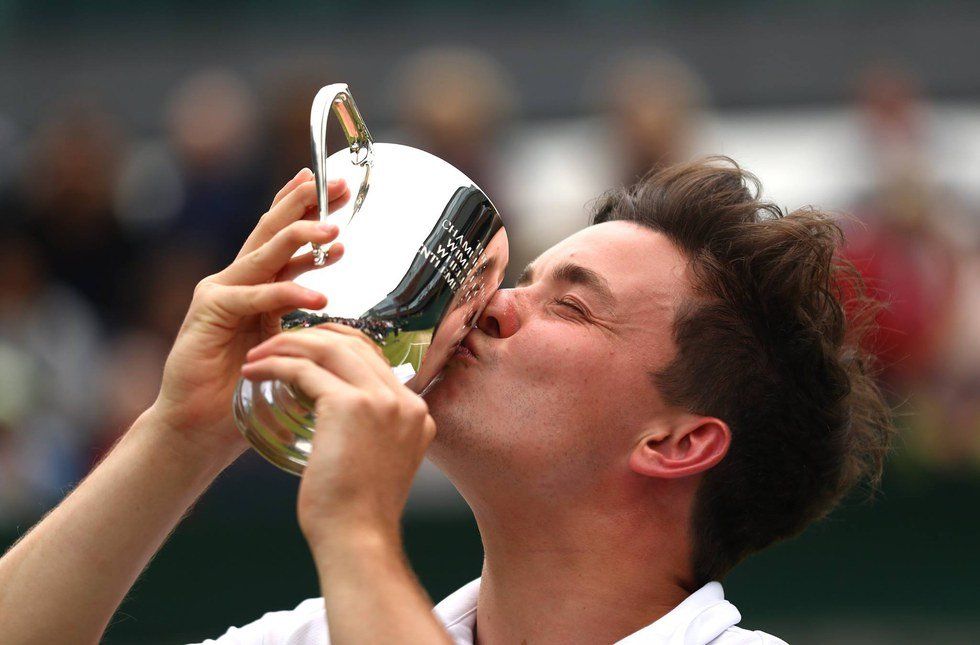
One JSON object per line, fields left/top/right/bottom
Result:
{"left": 499, "top": 117, "right": 617, "bottom": 254}
{"left": 701, "top": 108, "right": 867, "bottom": 212}
{"left": 501, "top": 105, "right": 980, "bottom": 236}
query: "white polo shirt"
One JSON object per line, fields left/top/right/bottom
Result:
{"left": 190, "top": 578, "right": 786, "bottom": 644}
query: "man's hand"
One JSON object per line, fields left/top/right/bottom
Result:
{"left": 151, "top": 168, "right": 349, "bottom": 464}
{"left": 241, "top": 324, "right": 436, "bottom": 545}
{"left": 241, "top": 325, "right": 451, "bottom": 645}
{"left": 0, "top": 170, "right": 364, "bottom": 645}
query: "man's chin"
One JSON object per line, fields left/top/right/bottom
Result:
{"left": 423, "top": 358, "right": 470, "bottom": 395}
{"left": 422, "top": 371, "right": 451, "bottom": 404}
{"left": 423, "top": 367, "right": 471, "bottom": 423}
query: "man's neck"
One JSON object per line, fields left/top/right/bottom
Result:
{"left": 469, "top": 483, "right": 695, "bottom": 645}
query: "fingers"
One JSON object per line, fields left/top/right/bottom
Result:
{"left": 245, "top": 326, "right": 396, "bottom": 389}
{"left": 241, "top": 355, "right": 355, "bottom": 405}
{"left": 237, "top": 177, "right": 350, "bottom": 260}
{"left": 310, "top": 323, "right": 395, "bottom": 380}
{"left": 277, "top": 243, "right": 345, "bottom": 282}
{"left": 270, "top": 167, "right": 313, "bottom": 209}
{"left": 194, "top": 280, "right": 326, "bottom": 324}
{"left": 240, "top": 352, "right": 433, "bottom": 441}
{"left": 314, "top": 323, "right": 387, "bottom": 360}
{"left": 219, "top": 220, "right": 341, "bottom": 286}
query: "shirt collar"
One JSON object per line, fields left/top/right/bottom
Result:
{"left": 432, "top": 579, "right": 741, "bottom": 645}
{"left": 613, "top": 582, "right": 741, "bottom": 644}
{"left": 432, "top": 577, "right": 481, "bottom": 642}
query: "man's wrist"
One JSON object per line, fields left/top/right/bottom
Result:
{"left": 306, "top": 520, "right": 402, "bottom": 569}
{"left": 134, "top": 405, "right": 245, "bottom": 477}
{"left": 308, "top": 518, "right": 452, "bottom": 645}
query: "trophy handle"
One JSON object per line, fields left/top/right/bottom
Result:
{"left": 309, "top": 83, "right": 374, "bottom": 265}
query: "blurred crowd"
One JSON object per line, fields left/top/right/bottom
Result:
{"left": 1, "top": 49, "right": 978, "bottom": 525}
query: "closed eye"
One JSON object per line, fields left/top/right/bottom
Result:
{"left": 553, "top": 297, "right": 587, "bottom": 317}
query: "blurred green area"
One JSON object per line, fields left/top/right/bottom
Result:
{"left": 3, "top": 455, "right": 975, "bottom": 643}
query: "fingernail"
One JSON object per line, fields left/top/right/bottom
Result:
{"left": 317, "top": 222, "right": 338, "bottom": 233}
{"left": 298, "top": 167, "right": 313, "bottom": 179}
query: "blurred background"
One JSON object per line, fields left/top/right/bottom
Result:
{"left": 1, "top": 1, "right": 979, "bottom": 643}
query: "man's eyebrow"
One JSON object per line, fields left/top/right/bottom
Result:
{"left": 517, "top": 262, "right": 535, "bottom": 287}
{"left": 553, "top": 262, "right": 617, "bottom": 310}
{"left": 517, "top": 261, "right": 617, "bottom": 311}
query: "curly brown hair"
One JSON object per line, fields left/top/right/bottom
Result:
{"left": 592, "top": 157, "right": 894, "bottom": 586}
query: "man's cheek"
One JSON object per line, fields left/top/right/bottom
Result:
{"left": 509, "top": 338, "right": 602, "bottom": 385}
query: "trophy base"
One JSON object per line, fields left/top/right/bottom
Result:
{"left": 233, "top": 377, "right": 316, "bottom": 476}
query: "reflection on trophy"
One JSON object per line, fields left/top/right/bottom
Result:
{"left": 232, "top": 83, "right": 509, "bottom": 475}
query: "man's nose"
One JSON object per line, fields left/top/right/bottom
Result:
{"left": 477, "top": 288, "right": 520, "bottom": 339}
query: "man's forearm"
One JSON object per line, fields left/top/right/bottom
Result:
{"left": 311, "top": 528, "right": 453, "bottom": 645}
{"left": 0, "top": 408, "right": 236, "bottom": 644}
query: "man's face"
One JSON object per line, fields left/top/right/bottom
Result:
{"left": 424, "top": 221, "right": 692, "bottom": 500}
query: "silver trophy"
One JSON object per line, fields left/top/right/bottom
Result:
{"left": 232, "top": 83, "right": 508, "bottom": 475}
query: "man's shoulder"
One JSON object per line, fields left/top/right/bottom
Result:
{"left": 712, "top": 625, "right": 789, "bottom": 644}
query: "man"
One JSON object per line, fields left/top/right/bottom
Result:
{"left": 0, "top": 159, "right": 892, "bottom": 644}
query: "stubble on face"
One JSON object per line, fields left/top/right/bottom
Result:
{"left": 423, "top": 362, "right": 481, "bottom": 453}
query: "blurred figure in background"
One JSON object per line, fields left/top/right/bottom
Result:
{"left": 164, "top": 69, "right": 266, "bottom": 268}
{"left": 263, "top": 72, "right": 317, "bottom": 185}
{"left": 499, "top": 49, "right": 708, "bottom": 289}
{"left": 604, "top": 50, "right": 707, "bottom": 184}
{"left": 0, "top": 111, "right": 22, "bottom": 203}
{"left": 856, "top": 64, "right": 930, "bottom": 191}
{"left": 937, "top": 224, "right": 980, "bottom": 468}
{"left": 89, "top": 66, "right": 346, "bottom": 499}
{"left": 844, "top": 64, "right": 975, "bottom": 468}
{"left": 116, "top": 69, "right": 268, "bottom": 270}
{"left": 88, "top": 239, "right": 214, "bottom": 465}
{"left": 260, "top": 65, "right": 347, "bottom": 198}
{"left": 18, "top": 100, "right": 136, "bottom": 332}
{"left": 0, "top": 221, "right": 103, "bottom": 522}
{"left": 392, "top": 47, "right": 517, "bottom": 201}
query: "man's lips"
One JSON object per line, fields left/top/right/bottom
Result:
{"left": 453, "top": 344, "right": 476, "bottom": 361}
{"left": 452, "top": 334, "right": 479, "bottom": 363}
{"left": 462, "top": 334, "right": 480, "bottom": 358}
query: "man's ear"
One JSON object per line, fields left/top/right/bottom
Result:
{"left": 628, "top": 415, "right": 731, "bottom": 479}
